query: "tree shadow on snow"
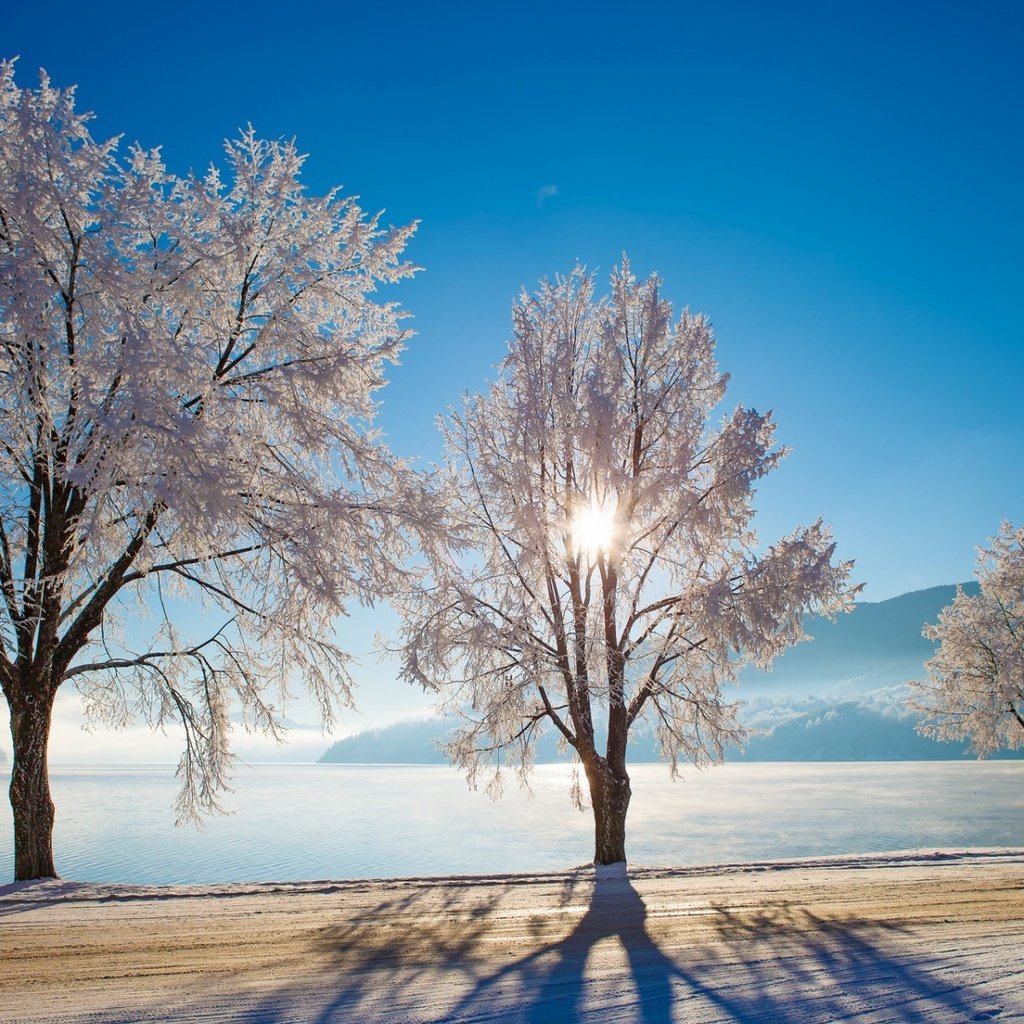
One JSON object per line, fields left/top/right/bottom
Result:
{"left": 684, "top": 900, "right": 999, "bottom": 1024}
{"left": 251, "top": 876, "right": 528, "bottom": 1024}
{"left": 54, "top": 878, "right": 524, "bottom": 1024}
{"left": 68, "top": 872, "right": 1004, "bottom": 1024}
{"left": 439, "top": 874, "right": 678, "bottom": 1023}
{"left": 0, "top": 878, "right": 86, "bottom": 916}
{"left": 425, "top": 879, "right": 1001, "bottom": 1024}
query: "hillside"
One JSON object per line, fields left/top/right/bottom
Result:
{"left": 736, "top": 582, "right": 978, "bottom": 697}
{"left": 319, "top": 702, "right": 1024, "bottom": 764}
{"left": 319, "top": 582, "right": 1021, "bottom": 764}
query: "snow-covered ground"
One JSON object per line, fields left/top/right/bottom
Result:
{"left": 2, "top": 850, "right": 1022, "bottom": 1023}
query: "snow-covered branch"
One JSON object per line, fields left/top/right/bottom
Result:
{"left": 910, "top": 522, "right": 1024, "bottom": 756}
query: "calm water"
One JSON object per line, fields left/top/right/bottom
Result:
{"left": 1, "top": 761, "right": 1022, "bottom": 884}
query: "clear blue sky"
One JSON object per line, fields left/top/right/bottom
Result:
{"left": 5, "top": 0, "right": 1021, "bottom": 610}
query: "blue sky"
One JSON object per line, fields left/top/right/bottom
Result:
{"left": 4, "top": 1, "right": 1023, "bottom": 745}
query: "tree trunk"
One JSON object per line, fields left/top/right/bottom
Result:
{"left": 586, "top": 758, "right": 632, "bottom": 866}
{"left": 9, "top": 689, "right": 58, "bottom": 880}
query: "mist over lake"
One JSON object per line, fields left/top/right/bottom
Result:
{"left": 3, "top": 762, "right": 1021, "bottom": 885}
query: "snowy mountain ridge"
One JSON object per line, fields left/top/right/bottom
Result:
{"left": 320, "top": 582, "right": 1024, "bottom": 763}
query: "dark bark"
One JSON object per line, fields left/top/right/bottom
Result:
{"left": 1010, "top": 701, "right": 1024, "bottom": 733}
{"left": 9, "top": 687, "right": 58, "bottom": 880}
{"left": 584, "top": 756, "right": 632, "bottom": 866}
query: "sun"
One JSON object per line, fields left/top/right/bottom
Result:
{"left": 570, "top": 496, "right": 617, "bottom": 560}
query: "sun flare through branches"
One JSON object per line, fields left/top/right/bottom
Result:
{"left": 569, "top": 494, "right": 618, "bottom": 561}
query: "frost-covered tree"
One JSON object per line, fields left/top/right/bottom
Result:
{"left": 0, "top": 63, "right": 424, "bottom": 880}
{"left": 398, "top": 264, "right": 859, "bottom": 867}
{"left": 910, "top": 523, "right": 1024, "bottom": 756}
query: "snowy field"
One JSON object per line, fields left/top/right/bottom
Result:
{"left": 2, "top": 849, "right": 1022, "bottom": 1023}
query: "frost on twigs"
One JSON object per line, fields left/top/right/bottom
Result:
{"left": 910, "top": 522, "right": 1024, "bottom": 757}
{"left": 395, "top": 260, "right": 859, "bottom": 864}
{"left": 0, "top": 60, "right": 432, "bottom": 855}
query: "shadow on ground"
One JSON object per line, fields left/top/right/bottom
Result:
{"left": 416, "top": 880, "right": 994, "bottom": 1023}
{"left": 75, "top": 873, "right": 1004, "bottom": 1023}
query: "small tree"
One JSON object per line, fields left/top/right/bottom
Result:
{"left": 0, "top": 63, "right": 425, "bottom": 880}
{"left": 398, "top": 264, "right": 858, "bottom": 867}
{"left": 910, "top": 523, "right": 1024, "bottom": 755}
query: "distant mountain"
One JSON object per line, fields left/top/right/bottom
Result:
{"left": 320, "top": 582, "right": 1020, "bottom": 764}
{"left": 736, "top": 582, "right": 979, "bottom": 698}
{"left": 730, "top": 700, "right": 1023, "bottom": 761}
{"left": 320, "top": 716, "right": 573, "bottom": 764}
{"left": 318, "top": 703, "right": 1007, "bottom": 764}
{"left": 321, "top": 718, "right": 452, "bottom": 764}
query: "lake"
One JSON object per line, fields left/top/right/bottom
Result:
{"left": 2, "top": 761, "right": 1022, "bottom": 884}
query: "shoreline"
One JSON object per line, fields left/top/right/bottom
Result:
{"left": 3, "top": 848, "right": 1023, "bottom": 1023}
{"left": 3, "top": 844, "right": 1023, "bottom": 894}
